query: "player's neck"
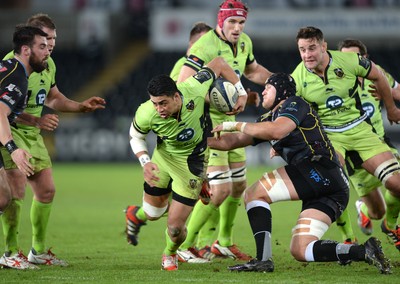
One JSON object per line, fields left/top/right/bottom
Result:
{"left": 14, "top": 54, "right": 32, "bottom": 76}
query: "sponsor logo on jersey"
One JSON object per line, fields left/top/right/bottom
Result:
{"left": 362, "top": 102, "right": 375, "bottom": 118}
{"left": 284, "top": 102, "right": 298, "bottom": 112}
{"left": 187, "top": 55, "right": 203, "bottom": 68}
{"left": 177, "top": 128, "right": 195, "bottom": 142}
{"left": 0, "top": 92, "right": 16, "bottom": 105}
{"left": 189, "top": 179, "right": 198, "bottom": 189}
{"left": 358, "top": 55, "right": 371, "bottom": 70}
{"left": 326, "top": 95, "right": 343, "bottom": 109}
{"left": 186, "top": 100, "right": 194, "bottom": 111}
{"left": 334, "top": 68, "right": 344, "bottom": 78}
{"left": 193, "top": 69, "right": 212, "bottom": 83}
{"left": 36, "top": 89, "right": 47, "bottom": 106}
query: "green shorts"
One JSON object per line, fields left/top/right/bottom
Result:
{"left": 348, "top": 147, "right": 399, "bottom": 197}
{"left": 0, "top": 127, "right": 51, "bottom": 173}
{"left": 327, "top": 121, "right": 391, "bottom": 162}
{"left": 151, "top": 148, "right": 208, "bottom": 200}
{"left": 208, "top": 147, "right": 246, "bottom": 167}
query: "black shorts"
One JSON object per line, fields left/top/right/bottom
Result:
{"left": 143, "top": 181, "right": 198, "bottom": 207}
{"left": 285, "top": 157, "right": 349, "bottom": 223}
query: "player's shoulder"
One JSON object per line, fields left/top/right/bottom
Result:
{"left": 2, "top": 50, "right": 14, "bottom": 60}
{"left": 284, "top": 95, "right": 308, "bottom": 107}
{"left": 47, "top": 56, "right": 56, "bottom": 70}
{"left": 330, "top": 50, "right": 358, "bottom": 63}
{"left": 239, "top": 31, "right": 252, "bottom": 42}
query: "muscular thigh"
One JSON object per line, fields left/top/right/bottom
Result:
{"left": 244, "top": 167, "right": 298, "bottom": 204}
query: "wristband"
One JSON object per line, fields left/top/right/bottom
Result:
{"left": 222, "top": 121, "right": 238, "bottom": 132}
{"left": 234, "top": 81, "right": 247, "bottom": 97}
{"left": 5, "top": 140, "right": 18, "bottom": 154}
{"left": 139, "top": 154, "right": 151, "bottom": 167}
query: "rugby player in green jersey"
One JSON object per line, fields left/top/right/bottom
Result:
{"left": 0, "top": 25, "right": 50, "bottom": 270}
{"left": 170, "top": 22, "right": 212, "bottom": 82}
{"left": 0, "top": 14, "right": 105, "bottom": 269}
{"left": 291, "top": 26, "right": 400, "bottom": 250}
{"left": 173, "top": 0, "right": 273, "bottom": 262}
{"left": 338, "top": 39, "right": 400, "bottom": 251}
{"left": 170, "top": 19, "right": 261, "bottom": 262}
{"left": 127, "top": 57, "right": 248, "bottom": 270}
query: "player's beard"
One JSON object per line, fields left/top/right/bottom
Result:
{"left": 29, "top": 51, "right": 48, "bottom": 73}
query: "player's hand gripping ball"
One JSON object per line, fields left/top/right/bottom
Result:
{"left": 208, "top": 77, "right": 238, "bottom": 113}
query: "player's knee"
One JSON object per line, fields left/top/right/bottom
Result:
{"left": 0, "top": 186, "right": 11, "bottom": 211}
{"left": 34, "top": 187, "right": 55, "bottom": 203}
{"left": 290, "top": 246, "right": 305, "bottom": 261}
{"left": 143, "top": 200, "right": 168, "bottom": 220}
{"left": 167, "top": 225, "right": 182, "bottom": 238}
{"left": 291, "top": 218, "right": 328, "bottom": 261}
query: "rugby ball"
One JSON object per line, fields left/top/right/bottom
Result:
{"left": 208, "top": 78, "right": 238, "bottom": 113}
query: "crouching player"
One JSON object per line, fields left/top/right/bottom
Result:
{"left": 208, "top": 73, "right": 391, "bottom": 274}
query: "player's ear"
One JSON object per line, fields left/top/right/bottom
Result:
{"left": 322, "top": 41, "right": 328, "bottom": 53}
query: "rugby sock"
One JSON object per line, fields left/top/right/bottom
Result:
{"left": 218, "top": 195, "right": 240, "bottom": 246}
{"left": 196, "top": 203, "right": 220, "bottom": 248}
{"left": 31, "top": 199, "right": 52, "bottom": 254}
{"left": 309, "top": 240, "right": 364, "bottom": 262}
{"left": 246, "top": 200, "right": 272, "bottom": 261}
{"left": 136, "top": 207, "right": 148, "bottom": 222}
{"left": 1, "top": 199, "right": 23, "bottom": 253}
{"left": 384, "top": 190, "right": 400, "bottom": 229}
{"left": 336, "top": 208, "right": 357, "bottom": 243}
{"left": 164, "top": 228, "right": 180, "bottom": 255}
{"left": 180, "top": 202, "right": 218, "bottom": 250}
{"left": 360, "top": 202, "right": 371, "bottom": 219}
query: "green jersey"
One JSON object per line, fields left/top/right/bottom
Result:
{"left": 183, "top": 29, "right": 255, "bottom": 124}
{"left": 170, "top": 56, "right": 186, "bottom": 82}
{"left": 292, "top": 50, "right": 372, "bottom": 132}
{"left": 3, "top": 51, "right": 56, "bottom": 135}
{"left": 359, "top": 65, "right": 396, "bottom": 138}
{"left": 133, "top": 69, "right": 214, "bottom": 156}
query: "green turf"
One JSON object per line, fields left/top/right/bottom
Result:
{"left": 0, "top": 163, "right": 398, "bottom": 283}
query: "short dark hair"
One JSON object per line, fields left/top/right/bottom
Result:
{"left": 296, "top": 26, "right": 324, "bottom": 43}
{"left": 189, "top": 22, "right": 212, "bottom": 41}
{"left": 27, "top": 13, "right": 56, "bottom": 30}
{"left": 13, "top": 24, "right": 48, "bottom": 54}
{"left": 147, "top": 75, "right": 178, "bottom": 97}
{"left": 337, "top": 38, "right": 368, "bottom": 56}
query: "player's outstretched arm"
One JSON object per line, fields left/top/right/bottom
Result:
{"left": 45, "top": 85, "right": 106, "bottom": 113}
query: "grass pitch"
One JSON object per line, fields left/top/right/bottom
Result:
{"left": 0, "top": 163, "right": 398, "bottom": 283}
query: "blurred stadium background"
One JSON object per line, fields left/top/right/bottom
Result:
{"left": 1, "top": 0, "right": 399, "bottom": 166}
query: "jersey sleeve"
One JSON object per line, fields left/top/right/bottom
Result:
{"left": 278, "top": 96, "right": 309, "bottom": 126}
{"left": 47, "top": 57, "right": 56, "bottom": 88}
{"left": 132, "top": 102, "right": 153, "bottom": 135}
{"left": 177, "top": 67, "right": 215, "bottom": 99}
{"left": 351, "top": 52, "right": 372, "bottom": 78}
